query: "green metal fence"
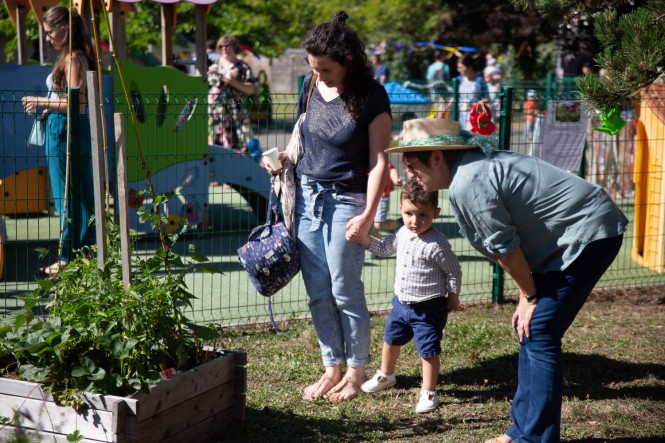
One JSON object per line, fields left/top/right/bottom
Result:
{"left": 1, "top": 79, "right": 663, "bottom": 327}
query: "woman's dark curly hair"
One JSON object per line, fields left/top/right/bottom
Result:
{"left": 401, "top": 179, "right": 438, "bottom": 210}
{"left": 302, "top": 11, "right": 374, "bottom": 122}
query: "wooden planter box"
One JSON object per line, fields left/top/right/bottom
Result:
{"left": 0, "top": 350, "right": 246, "bottom": 442}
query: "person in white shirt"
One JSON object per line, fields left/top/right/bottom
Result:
{"left": 353, "top": 179, "right": 461, "bottom": 413}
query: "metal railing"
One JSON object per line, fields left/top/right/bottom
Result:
{"left": 1, "top": 77, "right": 663, "bottom": 326}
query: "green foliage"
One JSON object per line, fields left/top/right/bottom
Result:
{"left": 205, "top": 0, "right": 319, "bottom": 56}
{"left": 0, "top": 203, "right": 220, "bottom": 407}
{"left": 578, "top": 1, "right": 665, "bottom": 111}
{"left": 66, "top": 430, "right": 84, "bottom": 442}
{"left": 385, "top": 47, "right": 430, "bottom": 82}
{"left": 1, "top": 0, "right": 551, "bottom": 76}
{"left": 0, "top": 10, "right": 41, "bottom": 63}
{"left": 5, "top": 0, "right": 660, "bottom": 114}
{"left": 513, "top": 0, "right": 665, "bottom": 111}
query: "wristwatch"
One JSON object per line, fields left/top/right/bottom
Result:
{"left": 523, "top": 293, "right": 539, "bottom": 302}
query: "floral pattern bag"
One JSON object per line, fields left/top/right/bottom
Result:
{"left": 237, "top": 179, "right": 300, "bottom": 297}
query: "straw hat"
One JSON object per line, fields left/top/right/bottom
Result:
{"left": 386, "top": 118, "right": 479, "bottom": 153}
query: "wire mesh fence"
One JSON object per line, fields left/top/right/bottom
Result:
{"left": 1, "top": 77, "right": 663, "bottom": 327}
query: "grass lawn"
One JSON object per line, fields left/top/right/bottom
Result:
{"left": 212, "top": 286, "right": 665, "bottom": 442}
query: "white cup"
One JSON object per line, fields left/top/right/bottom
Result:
{"left": 262, "top": 147, "right": 281, "bottom": 170}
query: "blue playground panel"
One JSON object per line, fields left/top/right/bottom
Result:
{"left": 0, "top": 63, "right": 269, "bottom": 234}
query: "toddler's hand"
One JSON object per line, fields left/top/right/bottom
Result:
{"left": 446, "top": 293, "right": 461, "bottom": 311}
{"left": 345, "top": 225, "right": 360, "bottom": 242}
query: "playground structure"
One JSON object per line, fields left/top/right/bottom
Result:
{"left": 632, "top": 83, "right": 665, "bottom": 272}
{"left": 0, "top": 61, "right": 270, "bottom": 230}
{"left": 0, "top": 0, "right": 270, "bottom": 280}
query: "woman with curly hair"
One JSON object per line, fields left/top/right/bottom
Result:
{"left": 264, "top": 11, "right": 391, "bottom": 401}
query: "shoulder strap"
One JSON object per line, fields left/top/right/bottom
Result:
{"left": 306, "top": 73, "right": 317, "bottom": 109}
{"left": 267, "top": 176, "right": 282, "bottom": 225}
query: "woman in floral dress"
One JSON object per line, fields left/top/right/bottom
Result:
{"left": 207, "top": 35, "right": 256, "bottom": 154}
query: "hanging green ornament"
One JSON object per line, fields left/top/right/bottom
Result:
{"left": 593, "top": 106, "right": 626, "bottom": 135}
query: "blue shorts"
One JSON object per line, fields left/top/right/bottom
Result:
{"left": 384, "top": 295, "right": 449, "bottom": 359}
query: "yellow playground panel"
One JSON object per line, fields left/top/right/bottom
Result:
{"left": 632, "top": 84, "right": 665, "bottom": 272}
{"left": 0, "top": 167, "right": 49, "bottom": 216}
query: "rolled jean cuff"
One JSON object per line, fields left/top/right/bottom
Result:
{"left": 345, "top": 356, "right": 370, "bottom": 368}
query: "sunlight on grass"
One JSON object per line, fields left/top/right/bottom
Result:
{"left": 213, "top": 287, "right": 665, "bottom": 442}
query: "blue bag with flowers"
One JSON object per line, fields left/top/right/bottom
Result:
{"left": 237, "top": 179, "right": 300, "bottom": 297}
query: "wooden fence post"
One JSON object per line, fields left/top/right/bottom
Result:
{"left": 87, "top": 71, "right": 107, "bottom": 267}
{"left": 114, "top": 113, "right": 132, "bottom": 286}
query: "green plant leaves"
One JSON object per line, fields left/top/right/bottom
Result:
{"left": 66, "top": 430, "right": 84, "bottom": 442}
{"left": 1, "top": 207, "right": 220, "bottom": 405}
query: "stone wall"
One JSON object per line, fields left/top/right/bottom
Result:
{"left": 267, "top": 55, "right": 311, "bottom": 94}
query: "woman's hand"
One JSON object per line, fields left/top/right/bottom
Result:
{"left": 22, "top": 96, "right": 38, "bottom": 114}
{"left": 263, "top": 151, "right": 287, "bottom": 175}
{"left": 512, "top": 296, "right": 538, "bottom": 342}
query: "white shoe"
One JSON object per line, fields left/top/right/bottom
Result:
{"left": 361, "top": 369, "right": 396, "bottom": 393}
{"left": 415, "top": 390, "right": 440, "bottom": 413}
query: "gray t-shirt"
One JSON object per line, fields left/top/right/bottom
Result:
{"left": 295, "top": 72, "right": 391, "bottom": 192}
{"left": 449, "top": 150, "right": 628, "bottom": 273}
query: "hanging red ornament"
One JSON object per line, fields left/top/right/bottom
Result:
{"left": 469, "top": 102, "right": 496, "bottom": 135}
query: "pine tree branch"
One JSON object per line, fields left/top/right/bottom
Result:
{"left": 514, "top": 0, "right": 665, "bottom": 112}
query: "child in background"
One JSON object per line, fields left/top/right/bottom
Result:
{"left": 355, "top": 180, "right": 462, "bottom": 413}
{"left": 372, "top": 112, "right": 417, "bottom": 235}
{"left": 373, "top": 162, "right": 402, "bottom": 233}
{"left": 524, "top": 89, "right": 539, "bottom": 143}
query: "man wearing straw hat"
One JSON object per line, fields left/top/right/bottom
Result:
{"left": 382, "top": 118, "right": 628, "bottom": 443}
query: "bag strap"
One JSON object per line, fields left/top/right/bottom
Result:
{"left": 306, "top": 73, "right": 317, "bottom": 109}
{"left": 265, "top": 175, "right": 284, "bottom": 336}
{"left": 267, "top": 297, "right": 280, "bottom": 336}
{"left": 266, "top": 176, "right": 283, "bottom": 225}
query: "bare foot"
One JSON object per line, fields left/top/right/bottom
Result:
{"left": 484, "top": 435, "right": 513, "bottom": 443}
{"left": 302, "top": 373, "right": 339, "bottom": 401}
{"left": 36, "top": 260, "right": 68, "bottom": 277}
{"left": 324, "top": 367, "right": 365, "bottom": 401}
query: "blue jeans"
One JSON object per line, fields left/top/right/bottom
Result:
{"left": 506, "top": 234, "right": 623, "bottom": 443}
{"left": 45, "top": 113, "right": 95, "bottom": 262}
{"left": 295, "top": 175, "right": 370, "bottom": 368}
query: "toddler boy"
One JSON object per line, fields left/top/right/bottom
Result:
{"left": 357, "top": 180, "right": 461, "bottom": 413}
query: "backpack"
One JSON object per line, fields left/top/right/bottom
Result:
{"left": 433, "top": 65, "right": 448, "bottom": 81}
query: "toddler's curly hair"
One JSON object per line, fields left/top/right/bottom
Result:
{"left": 401, "top": 179, "right": 438, "bottom": 209}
